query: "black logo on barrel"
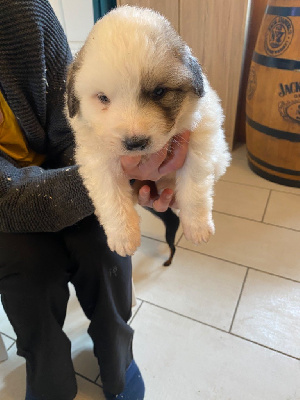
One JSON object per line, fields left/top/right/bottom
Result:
{"left": 279, "top": 100, "right": 300, "bottom": 124}
{"left": 264, "top": 16, "right": 294, "bottom": 56}
{"left": 278, "top": 81, "right": 300, "bottom": 124}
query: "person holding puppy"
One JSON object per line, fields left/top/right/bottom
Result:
{"left": 0, "top": 1, "right": 189, "bottom": 399}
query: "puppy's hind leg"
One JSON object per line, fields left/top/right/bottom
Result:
{"left": 145, "top": 207, "right": 180, "bottom": 266}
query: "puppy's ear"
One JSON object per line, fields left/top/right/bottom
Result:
{"left": 185, "top": 54, "right": 205, "bottom": 98}
{"left": 66, "top": 62, "right": 80, "bottom": 118}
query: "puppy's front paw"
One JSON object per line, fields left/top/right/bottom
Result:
{"left": 105, "top": 213, "right": 141, "bottom": 257}
{"left": 181, "top": 214, "right": 215, "bottom": 245}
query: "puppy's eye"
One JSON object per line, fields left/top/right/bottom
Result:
{"left": 97, "top": 93, "right": 110, "bottom": 105}
{"left": 152, "top": 87, "right": 167, "bottom": 99}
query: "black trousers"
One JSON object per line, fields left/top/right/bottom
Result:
{"left": 0, "top": 215, "right": 134, "bottom": 400}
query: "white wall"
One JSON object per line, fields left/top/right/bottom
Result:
{"left": 49, "top": 0, "right": 94, "bottom": 54}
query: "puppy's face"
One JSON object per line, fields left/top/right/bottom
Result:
{"left": 67, "top": 6, "right": 204, "bottom": 155}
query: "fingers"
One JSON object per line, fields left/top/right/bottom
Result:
{"left": 121, "top": 144, "right": 168, "bottom": 181}
{"left": 152, "top": 188, "right": 174, "bottom": 212}
{"left": 138, "top": 185, "right": 151, "bottom": 207}
{"left": 120, "top": 155, "right": 142, "bottom": 179}
{"left": 138, "top": 185, "right": 174, "bottom": 212}
{"left": 121, "top": 130, "right": 190, "bottom": 181}
{"left": 137, "top": 144, "right": 168, "bottom": 180}
{"left": 159, "top": 130, "right": 190, "bottom": 175}
{"left": 122, "top": 130, "right": 190, "bottom": 211}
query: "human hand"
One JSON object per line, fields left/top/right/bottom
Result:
{"left": 120, "top": 131, "right": 190, "bottom": 212}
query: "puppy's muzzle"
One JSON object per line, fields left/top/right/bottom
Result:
{"left": 123, "top": 136, "right": 151, "bottom": 151}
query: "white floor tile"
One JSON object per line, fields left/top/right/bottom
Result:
{"left": 132, "top": 302, "right": 300, "bottom": 400}
{"left": 214, "top": 180, "right": 270, "bottom": 221}
{"left": 0, "top": 298, "right": 16, "bottom": 340}
{"left": 0, "top": 333, "right": 14, "bottom": 355}
{"left": 178, "top": 212, "right": 300, "bottom": 282}
{"left": 232, "top": 270, "right": 300, "bottom": 358}
{"left": 0, "top": 344, "right": 104, "bottom": 400}
{"left": 264, "top": 191, "right": 300, "bottom": 231}
{"left": 133, "top": 237, "right": 246, "bottom": 331}
{"left": 129, "top": 298, "right": 142, "bottom": 324}
{"left": 0, "top": 344, "right": 26, "bottom": 400}
{"left": 75, "top": 375, "right": 104, "bottom": 400}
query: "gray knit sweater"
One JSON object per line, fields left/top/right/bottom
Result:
{"left": 0, "top": 0, "right": 94, "bottom": 232}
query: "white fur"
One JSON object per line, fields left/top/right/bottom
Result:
{"left": 66, "top": 6, "right": 231, "bottom": 256}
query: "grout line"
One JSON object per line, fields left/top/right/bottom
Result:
{"left": 75, "top": 371, "right": 102, "bottom": 388}
{"left": 219, "top": 177, "right": 270, "bottom": 192}
{"left": 246, "top": 266, "right": 300, "bottom": 284}
{"left": 261, "top": 190, "right": 272, "bottom": 222}
{"left": 220, "top": 177, "right": 300, "bottom": 196}
{"left": 140, "top": 209, "right": 300, "bottom": 234}
{"left": 0, "top": 331, "right": 16, "bottom": 342}
{"left": 212, "top": 210, "right": 264, "bottom": 223}
{"left": 94, "top": 373, "right": 101, "bottom": 384}
{"left": 140, "top": 233, "right": 300, "bottom": 283}
{"left": 212, "top": 210, "right": 300, "bottom": 232}
{"left": 229, "top": 268, "right": 249, "bottom": 333}
{"left": 175, "top": 244, "right": 300, "bottom": 283}
{"left": 262, "top": 221, "right": 300, "bottom": 233}
{"left": 142, "top": 204, "right": 299, "bottom": 239}
{"left": 139, "top": 300, "right": 299, "bottom": 361}
{"left": 138, "top": 298, "right": 229, "bottom": 333}
{"left": 129, "top": 300, "right": 144, "bottom": 326}
{"left": 229, "top": 332, "right": 300, "bottom": 361}
{"left": 7, "top": 340, "right": 16, "bottom": 352}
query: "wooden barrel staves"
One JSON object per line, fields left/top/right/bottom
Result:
{"left": 246, "top": 0, "right": 300, "bottom": 187}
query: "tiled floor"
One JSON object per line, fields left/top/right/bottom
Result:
{"left": 0, "top": 144, "right": 300, "bottom": 399}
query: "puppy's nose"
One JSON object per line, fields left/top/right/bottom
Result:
{"left": 123, "top": 136, "right": 151, "bottom": 151}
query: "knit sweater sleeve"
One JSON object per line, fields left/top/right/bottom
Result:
{"left": 0, "top": 152, "right": 94, "bottom": 232}
{"left": 0, "top": 0, "right": 94, "bottom": 232}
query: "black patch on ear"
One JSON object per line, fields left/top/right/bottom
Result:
{"left": 185, "top": 55, "right": 205, "bottom": 98}
{"left": 66, "top": 63, "right": 80, "bottom": 118}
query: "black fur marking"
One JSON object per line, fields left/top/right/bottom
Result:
{"left": 185, "top": 55, "right": 205, "bottom": 98}
{"left": 158, "top": 89, "right": 187, "bottom": 125}
{"left": 66, "top": 54, "right": 83, "bottom": 118}
{"left": 139, "top": 85, "right": 187, "bottom": 128}
{"left": 67, "top": 68, "right": 80, "bottom": 118}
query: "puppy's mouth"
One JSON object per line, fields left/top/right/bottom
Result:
{"left": 122, "top": 135, "right": 152, "bottom": 153}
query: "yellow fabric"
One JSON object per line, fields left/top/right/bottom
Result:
{"left": 0, "top": 90, "right": 45, "bottom": 167}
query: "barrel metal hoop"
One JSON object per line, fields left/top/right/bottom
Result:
{"left": 247, "top": 149, "right": 300, "bottom": 177}
{"left": 247, "top": 157, "right": 300, "bottom": 188}
{"left": 253, "top": 51, "right": 300, "bottom": 71}
{"left": 266, "top": 6, "right": 300, "bottom": 17}
{"left": 246, "top": 115, "right": 300, "bottom": 143}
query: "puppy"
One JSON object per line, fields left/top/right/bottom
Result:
{"left": 66, "top": 6, "right": 231, "bottom": 257}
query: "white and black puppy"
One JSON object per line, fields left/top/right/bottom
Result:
{"left": 66, "top": 6, "right": 231, "bottom": 257}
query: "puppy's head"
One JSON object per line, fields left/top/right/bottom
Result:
{"left": 66, "top": 6, "right": 205, "bottom": 155}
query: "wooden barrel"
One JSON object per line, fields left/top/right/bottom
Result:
{"left": 246, "top": 0, "right": 300, "bottom": 187}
